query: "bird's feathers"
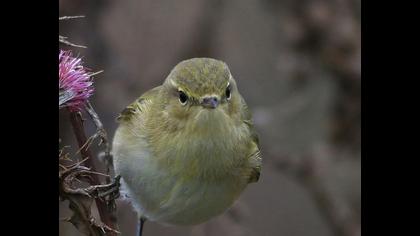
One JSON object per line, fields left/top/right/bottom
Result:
{"left": 117, "top": 86, "right": 162, "bottom": 123}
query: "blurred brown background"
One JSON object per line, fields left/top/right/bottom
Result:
{"left": 59, "top": 0, "right": 360, "bottom": 235}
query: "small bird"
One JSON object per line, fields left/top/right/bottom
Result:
{"left": 112, "top": 58, "right": 262, "bottom": 235}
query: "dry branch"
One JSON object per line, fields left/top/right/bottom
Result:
{"left": 64, "top": 110, "right": 120, "bottom": 235}
{"left": 59, "top": 154, "right": 121, "bottom": 235}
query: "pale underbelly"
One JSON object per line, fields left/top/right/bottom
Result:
{"left": 121, "top": 172, "right": 248, "bottom": 225}
{"left": 113, "top": 128, "right": 251, "bottom": 225}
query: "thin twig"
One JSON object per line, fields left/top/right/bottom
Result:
{"left": 59, "top": 35, "right": 87, "bottom": 48}
{"left": 59, "top": 15, "right": 85, "bottom": 20}
{"left": 59, "top": 15, "right": 87, "bottom": 48}
{"left": 85, "top": 102, "right": 109, "bottom": 153}
{"left": 84, "top": 101, "right": 114, "bottom": 177}
{"left": 90, "top": 70, "right": 105, "bottom": 77}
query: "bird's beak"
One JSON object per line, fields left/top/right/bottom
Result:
{"left": 201, "top": 96, "right": 219, "bottom": 109}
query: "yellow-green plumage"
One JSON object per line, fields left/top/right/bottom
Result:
{"left": 112, "top": 58, "right": 261, "bottom": 225}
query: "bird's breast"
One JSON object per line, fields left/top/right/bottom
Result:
{"left": 152, "top": 111, "right": 250, "bottom": 181}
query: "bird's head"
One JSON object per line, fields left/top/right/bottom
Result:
{"left": 161, "top": 58, "right": 242, "bottom": 132}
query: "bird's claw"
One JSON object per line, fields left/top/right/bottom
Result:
{"left": 84, "top": 175, "right": 121, "bottom": 202}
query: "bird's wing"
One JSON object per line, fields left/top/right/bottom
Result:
{"left": 239, "top": 96, "right": 262, "bottom": 183}
{"left": 116, "top": 86, "right": 162, "bottom": 123}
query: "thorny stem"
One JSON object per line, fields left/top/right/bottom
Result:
{"left": 85, "top": 101, "right": 110, "bottom": 156}
{"left": 84, "top": 101, "right": 114, "bottom": 179}
{"left": 69, "top": 110, "right": 119, "bottom": 236}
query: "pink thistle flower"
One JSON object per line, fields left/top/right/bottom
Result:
{"left": 59, "top": 50, "right": 94, "bottom": 111}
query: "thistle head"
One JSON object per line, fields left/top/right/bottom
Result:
{"left": 59, "top": 50, "right": 94, "bottom": 111}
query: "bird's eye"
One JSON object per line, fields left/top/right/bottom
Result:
{"left": 225, "top": 85, "right": 231, "bottom": 101}
{"left": 179, "top": 90, "right": 188, "bottom": 105}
